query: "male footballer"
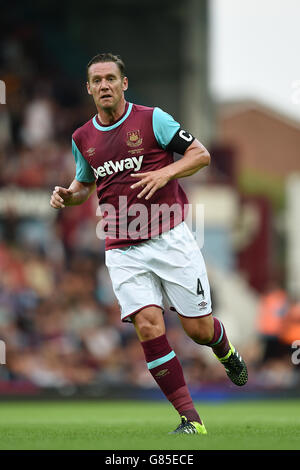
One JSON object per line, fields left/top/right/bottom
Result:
{"left": 50, "top": 53, "right": 248, "bottom": 435}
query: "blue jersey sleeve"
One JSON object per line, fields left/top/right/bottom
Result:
{"left": 152, "top": 107, "right": 180, "bottom": 149}
{"left": 72, "top": 139, "right": 95, "bottom": 183}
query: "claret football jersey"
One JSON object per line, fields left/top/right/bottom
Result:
{"left": 72, "top": 101, "right": 189, "bottom": 250}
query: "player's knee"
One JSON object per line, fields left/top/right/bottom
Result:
{"left": 132, "top": 308, "right": 165, "bottom": 341}
{"left": 137, "top": 321, "right": 164, "bottom": 341}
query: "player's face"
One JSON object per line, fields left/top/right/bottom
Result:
{"left": 87, "top": 62, "right": 128, "bottom": 111}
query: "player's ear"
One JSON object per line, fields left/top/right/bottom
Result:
{"left": 122, "top": 76, "right": 128, "bottom": 92}
{"left": 86, "top": 81, "right": 92, "bottom": 95}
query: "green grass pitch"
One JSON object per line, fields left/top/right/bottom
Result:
{"left": 0, "top": 399, "right": 299, "bottom": 450}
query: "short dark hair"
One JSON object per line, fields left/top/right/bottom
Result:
{"left": 86, "top": 53, "right": 126, "bottom": 80}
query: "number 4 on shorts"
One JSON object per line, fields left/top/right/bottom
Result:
{"left": 197, "top": 278, "right": 204, "bottom": 296}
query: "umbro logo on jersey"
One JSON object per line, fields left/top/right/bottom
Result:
{"left": 92, "top": 155, "right": 144, "bottom": 179}
{"left": 86, "top": 147, "right": 96, "bottom": 157}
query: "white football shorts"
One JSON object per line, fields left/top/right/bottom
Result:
{"left": 105, "top": 221, "right": 212, "bottom": 322}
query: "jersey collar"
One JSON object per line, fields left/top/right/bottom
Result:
{"left": 92, "top": 102, "right": 133, "bottom": 131}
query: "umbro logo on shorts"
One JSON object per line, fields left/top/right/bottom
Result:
{"left": 198, "top": 301, "right": 207, "bottom": 310}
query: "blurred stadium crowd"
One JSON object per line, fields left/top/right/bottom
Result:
{"left": 0, "top": 27, "right": 300, "bottom": 397}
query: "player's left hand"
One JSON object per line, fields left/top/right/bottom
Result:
{"left": 130, "top": 169, "right": 171, "bottom": 200}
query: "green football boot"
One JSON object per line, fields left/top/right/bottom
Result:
{"left": 217, "top": 342, "right": 248, "bottom": 386}
{"left": 169, "top": 416, "right": 207, "bottom": 435}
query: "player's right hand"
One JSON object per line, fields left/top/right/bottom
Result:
{"left": 50, "top": 186, "right": 73, "bottom": 209}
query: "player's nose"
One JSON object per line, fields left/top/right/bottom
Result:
{"left": 100, "top": 80, "right": 109, "bottom": 89}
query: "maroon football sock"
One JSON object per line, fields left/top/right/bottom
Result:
{"left": 206, "top": 317, "right": 230, "bottom": 359}
{"left": 141, "top": 334, "right": 202, "bottom": 424}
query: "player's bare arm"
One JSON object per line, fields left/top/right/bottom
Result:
{"left": 130, "top": 139, "right": 210, "bottom": 200}
{"left": 50, "top": 179, "right": 96, "bottom": 209}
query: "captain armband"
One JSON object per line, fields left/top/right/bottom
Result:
{"left": 166, "top": 128, "right": 195, "bottom": 155}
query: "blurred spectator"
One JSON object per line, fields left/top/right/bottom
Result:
{"left": 0, "top": 107, "right": 12, "bottom": 150}
{"left": 256, "top": 280, "right": 290, "bottom": 361}
{"left": 279, "top": 299, "right": 300, "bottom": 347}
{"left": 20, "top": 93, "right": 55, "bottom": 147}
